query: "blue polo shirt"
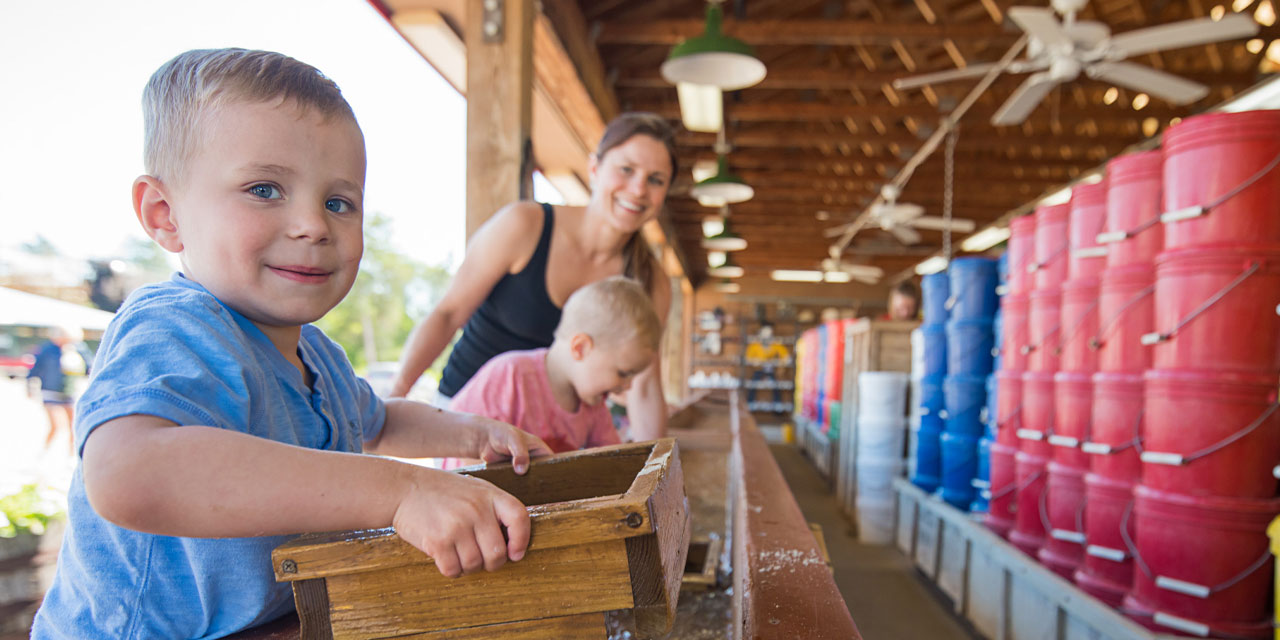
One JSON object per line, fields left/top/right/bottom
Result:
{"left": 32, "top": 273, "right": 386, "bottom": 639}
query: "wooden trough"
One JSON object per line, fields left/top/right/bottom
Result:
{"left": 270, "top": 439, "right": 690, "bottom": 639}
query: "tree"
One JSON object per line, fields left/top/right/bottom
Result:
{"left": 315, "top": 214, "right": 453, "bottom": 375}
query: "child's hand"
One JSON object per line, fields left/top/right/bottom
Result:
{"left": 393, "top": 468, "right": 530, "bottom": 578}
{"left": 469, "top": 416, "right": 553, "bottom": 474}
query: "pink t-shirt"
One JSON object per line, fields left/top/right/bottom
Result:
{"left": 449, "top": 348, "right": 620, "bottom": 455}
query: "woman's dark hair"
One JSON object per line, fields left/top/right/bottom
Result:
{"left": 595, "top": 112, "right": 678, "bottom": 296}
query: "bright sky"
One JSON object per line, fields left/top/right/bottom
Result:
{"left": 0, "top": 0, "right": 553, "bottom": 270}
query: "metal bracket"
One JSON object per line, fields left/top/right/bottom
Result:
{"left": 482, "top": 0, "right": 504, "bottom": 42}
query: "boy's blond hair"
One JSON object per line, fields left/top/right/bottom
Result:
{"left": 142, "top": 48, "right": 357, "bottom": 184}
{"left": 556, "top": 277, "right": 662, "bottom": 351}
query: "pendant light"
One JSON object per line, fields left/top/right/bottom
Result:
{"left": 661, "top": 2, "right": 766, "bottom": 91}
{"left": 690, "top": 128, "right": 753, "bottom": 205}
{"left": 707, "top": 254, "right": 744, "bottom": 278}
{"left": 713, "top": 279, "right": 740, "bottom": 293}
{"left": 702, "top": 206, "right": 747, "bottom": 251}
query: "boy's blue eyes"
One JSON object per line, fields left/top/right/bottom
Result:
{"left": 248, "top": 184, "right": 354, "bottom": 213}
{"left": 325, "top": 199, "right": 351, "bottom": 213}
{"left": 248, "top": 184, "right": 282, "bottom": 199}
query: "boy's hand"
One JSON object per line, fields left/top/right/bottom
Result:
{"left": 469, "top": 416, "right": 553, "bottom": 474}
{"left": 393, "top": 468, "right": 531, "bottom": 578}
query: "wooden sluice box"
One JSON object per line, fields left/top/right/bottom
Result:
{"left": 270, "top": 439, "right": 691, "bottom": 639}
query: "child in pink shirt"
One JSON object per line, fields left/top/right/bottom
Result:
{"left": 448, "top": 277, "right": 662, "bottom": 461}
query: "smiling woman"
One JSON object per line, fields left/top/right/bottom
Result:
{"left": 390, "top": 112, "right": 678, "bottom": 440}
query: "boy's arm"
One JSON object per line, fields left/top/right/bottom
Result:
{"left": 365, "top": 399, "right": 551, "bottom": 472}
{"left": 82, "top": 415, "right": 531, "bottom": 578}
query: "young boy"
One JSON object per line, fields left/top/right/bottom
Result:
{"left": 448, "top": 277, "right": 662, "bottom": 459}
{"left": 31, "top": 48, "right": 551, "bottom": 640}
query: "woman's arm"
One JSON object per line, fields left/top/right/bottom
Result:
{"left": 625, "top": 272, "right": 673, "bottom": 440}
{"left": 389, "top": 203, "right": 545, "bottom": 398}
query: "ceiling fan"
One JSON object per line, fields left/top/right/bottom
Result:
{"left": 824, "top": 185, "right": 976, "bottom": 245}
{"left": 820, "top": 253, "right": 886, "bottom": 284}
{"left": 892, "top": 0, "right": 1259, "bottom": 126}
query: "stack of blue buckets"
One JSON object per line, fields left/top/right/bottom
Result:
{"left": 912, "top": 257, "right": 1000, "bottom": 511}
{"left": 970, "top": 253, "right": 1009, "bottom": 513}
{"left": 909, "top": 272, "right": 949, "bottom": 492}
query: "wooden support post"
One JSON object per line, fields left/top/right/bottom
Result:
{"left": 465, "top": 0, "right": 534, "bottom": 240}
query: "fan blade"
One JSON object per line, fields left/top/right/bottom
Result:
{"left": 823, "top": 222, "right": 855, "bottom": 238}
{"left": 886, "top": 203, "right": 925, "bottom": 222}
{"left": 840, "top": 264, "right": 886, "bottom": 278}
{"left": 893, "top": 63, "right": 1002, "bottom": 90}
{"left": 910, "top": 216, "right": 977, "bottom": 232}
{"left": 992, "top": 71, "right": 1058, "bottom": 126}
{"left": 849, "top": 271, "right": 882, "bottom": 285}
{"left": 1088, "top": 61, "right": 1209, "bottom": 105}
{"left": 1007, "top": 7, "right": 1073, "bottom": 51}
{"left": 1107, "top": 14, "right": 1258, "bottom": 59}
{"left": 889, "top": 225, "right": 923, "bottom": 245}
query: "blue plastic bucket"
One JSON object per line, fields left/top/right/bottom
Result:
{"left": 998, "top": 251, "right": 1010, "bottom": 285}
{"left": 922, "top": 272, "right": 950, "bottom": 324}
{"left": 920, "top": 323, "right": 947, "bottom": 378}
{"left": 970, "top": 436, "right": 994, "bottom": 513}
{"left": 944, "top": 374, "right": 987, "bottom": 436}
{"left": 986, "top": 373, "right": 999, "bottom": 433}
{"left": 941, "top": 431, "right": 980, "bottom": 510}
{"left": 918, "top": 375, "right": 945, "bottom": 414}
{"left": 948, "top": 257, "right": 1000, "bottom": 320}
{"left": 946, "top": 318, "right": 995, "bottom": 375}
{"left": 911, "top": 424, "right": 943, "bottom": 492}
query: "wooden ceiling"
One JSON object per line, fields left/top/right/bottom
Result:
{"left": 566, "top": 0, "right": 1276, "bottom": 284}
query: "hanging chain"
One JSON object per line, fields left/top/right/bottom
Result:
{"left": 942, "top": 126, "right": 958, "bottom": 262}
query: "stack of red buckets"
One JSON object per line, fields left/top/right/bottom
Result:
{"left": 1121, "top": 111, "right": 1280, "bottom": 638}
{"left": 1008, "top": 200, "right": 1071, "bottom": 556}
{"left": 1039, "top": 180, "right": 1108, "bottom": 578}
{"left": 987, "top": 215, "right": 1034, "bottom": 536}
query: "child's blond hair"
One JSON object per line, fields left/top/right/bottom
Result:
{"left": 142, "top": 48, "right": 357, "bottom": 184}
{"left": 556, "top": 277, "right": 662, "bottom": 351}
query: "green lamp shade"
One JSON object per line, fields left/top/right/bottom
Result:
{"left": 707, "top": 255, "right": 744, "bottom": 278}
{"left": 690, "top": 155, "right": 754, "bottom": 204}
{"left": 661, "top": 5, "right": 766, "bottom": 91}
{"left": 701, "top": 219, "right": 747, "bottom": 251}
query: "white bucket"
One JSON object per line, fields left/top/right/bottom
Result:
{"left": 856, "top": 456, "right": 905, "bottom": 499}
{"left": 857, "top": 416, "right": 907, "bottom": 460}
{"left": 857, "top": 496, "right": 897, "bottom": 545}
{"left": 911, "top": 328, "right": 926, "bottom": 374}
{"left": 859, "top": 371, "right": 910, "bottom": 419}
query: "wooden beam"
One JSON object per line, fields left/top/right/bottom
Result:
{"left": 466, "top": 0, "right": 534, "bottom": 240}
{"left": 539, "top": 0, "right": 620, "bottom": 120}
{"left": 596, "top": 18, "right": 1016, "bottom": 45}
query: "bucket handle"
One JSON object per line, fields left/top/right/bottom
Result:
{"left": 1140, "top": 401, "right": 1280, "bottom": 467}
{"left": 1089, "top": 285, "right": 1155, "bottom": 351}
{"left": 1027, "top": 240, "right": 1070, "bottom": 275}
{"left": 1039, "top": 476, "right": 1088, "bottom": 545}
{"left": 1142, "top": 262, "right": 1263, "bottom": 346}
{"left": 1096, "top": 212, "right": 1163, "bottom": 246}
{"left": 1022, "top": 321, "right": 1063, "bottom": 357}
{"left": 988, "top": 466, "right": 1044, "bottom": 502}
{"left": 996, "top": 402, "right": 1023, "bottom": 433}
{"left": 1055, "top": 297, "right": 1102, "bottom": 355}
{"left": 1160, "top": 147, "right": 1280, "bottom": 226}
{"left": 1081, "top": 408, "right": 1144, "bottom": 455}
{"left": 1070, "top": 203, "right": 1113, "bottom": 259}
{"left": 944, "top": 272, "right": 994, "bottom": 313}
{"left": 1121, "top": 500, "right": 1274, "bottom": 598}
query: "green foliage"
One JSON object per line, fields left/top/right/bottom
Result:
{"left": 316, "top": 213, "right": 453, "bottom": 375}
{"left": 0, "top": 484, "right": 65, "bottom": 538}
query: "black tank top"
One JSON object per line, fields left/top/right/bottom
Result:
{"left": 439, "top": 203, "right": 562, "bottom": 397}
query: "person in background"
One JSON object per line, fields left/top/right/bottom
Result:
{"left": 886, "top": 280, "right": 921, "bottom": 320}
{"left": 444, "top": 277, "right": 661, "bottom": 467}
{"left": 32, "top": 48, "right": 550, "bottom": 640}
{"left": 26, "top": 325, "right": 91, "bottom": 453}
{"left": 388, "top": 113, "right": 676, "bottom": 440}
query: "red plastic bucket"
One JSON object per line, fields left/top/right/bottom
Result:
{"left": 1141, "top": 369, "right": 1280, "bottom": 499}
{"left": 1009, "top": 215, "right": 1037, "bottom": 296}
{"left": 999, "top": 294, "right": 1029, "bottom": 372}
{"left": 1077, "top": 473, "right": 1135, "bottom": 599}
{"left": 1068, "top": 181, "right": 1108, "bottom": 282}
{"left": 985, "top": 440, "right": 1018, "bottom": 538}
{"left": 1038, "top": 462, "right": 1086, "bottom": 579}
{"left": 1033, "top": 202, "right": 1071, "bottom": 291}
{"left": 995, "top": 369, "right": 1022, "bottom": 447}
{"left": 1104, "top": 150, "right": 1164, "bottom": 269}
{"left": 1131, "top": 484, "right": 1280, "bottom": 626}
{"left": 1018, "top": 371, "right": 1054, "bottom": 459}
{"left": 1162, "top": 109, "right": 1280, "bottom": 251}
{"left": 1152, "top": 247, "right": 1280, "bottom": 374}
{"left": 1086, "top": 372, "right": 1143, "bottom": 483}
{"left": 1075, "top": 568, "right": 1126, "bottom": 608}
{"left": 1056, "top": 279, "right": 1099, "bottom": 373}
{"left": 1123, "top": 592, "right": 1273, "bottom": 639}
{"left": 1094, "top": 264, "right": 1155, "bottom": 373}
{"left": 1050, "top": 372, "right": 1091, "bottom": 470}
{"left": 1010, "top": 451, "right": 1049, "bottom": 556}
{"left": 1027, "top": 290, "right": 1061, "bottom": 373}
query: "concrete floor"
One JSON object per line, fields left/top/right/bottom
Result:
{"left": 770, "top": 443, "right": 982, "bottom": 640}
